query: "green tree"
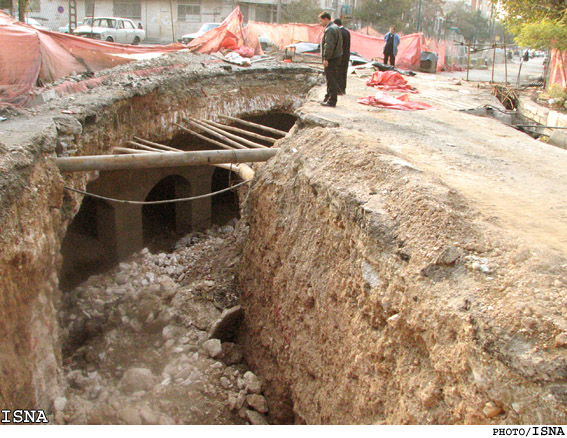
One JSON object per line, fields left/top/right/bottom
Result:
{"left": 495, "top": 0, "right": 567, "bottom": 50}
{"left": 353, "top": 0, "right": 413, "bottom": 33}
{"left": 446, "top": 2, "right": 491, "bottom": 42}
{"left": 281, "top": 0, "right": 321, "bottom": 24}
{"left": 492, "top": 0, "right": 566, "bottom": 33}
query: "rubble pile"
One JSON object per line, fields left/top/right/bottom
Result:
{"left": 56, "top": 219, "right": 271, "bottom": 425}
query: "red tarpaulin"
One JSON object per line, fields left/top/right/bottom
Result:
{"left": 366, "top": 71, "right": 418, "bottom": 93}
{"left": 0, "top": 11, "right": 186, "bottom": 107}
{"left": 187, "top": 7, "right": 245, "bottom": 54}
{"left": 358, "top": 92, "right": 433, "bottom": 111}
{"left": 549, "top": 48, "right": 567, "bottom": 90}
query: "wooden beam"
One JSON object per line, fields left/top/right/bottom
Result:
{"left": 182, "top": 118, "right": 248, "bottom": 150}
{"left": 113, "top": 147, "right": 158, "bottom": 154}
{"left": 127, "top": 141, "right": 170, "bottom": 153}
{"left": 203, "top": 120, "right": 277, "bottom": 144}
{"left": 196, "top": 118, "right": 267, "bottom": 149}
{"left": 201, "top": 119, "right": 270, "bottom": 148}
{"left": 132, "top": 136, "right": 181, "bottom": 152}
{"left": 55, "top": 148, "right": 279, "bottom": 172}
{"left": 218, "top": 115, "right": 288, "bottom": 137}
{"left": 174, "top": 123, "right": 236, "bottom": 151}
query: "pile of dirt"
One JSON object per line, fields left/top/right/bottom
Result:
{"left": 55, "top": 220, "right": 271, "bottom": 425}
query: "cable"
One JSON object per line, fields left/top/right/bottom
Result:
{"left": 64, "top": 179, "right": 252, "bottom": 205}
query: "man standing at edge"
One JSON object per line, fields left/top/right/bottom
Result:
{"left": 334, "top": 18, "right": 351, "bottom": 95}
{"left": 319, "top": 11, "right": 343, "bottom": 107}
{"left": 383, "top": 25, "right": 400, "bottom": 67}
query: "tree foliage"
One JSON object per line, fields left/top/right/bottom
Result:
{"left": 492, "top": 0, "right": 566, "bottom": 32}
{"left": 353, "top": 0, "right": 413, "bottom": 33}
{"left": 515, "top": 19, "right": 567, "bottom": 50}
{"left": 281, "top": 0, "right": 321, "bottom": 24}
{"left": 495, "top": 0, "right": 567, "bottom": 49}
{"left": 446, "top": 1, "right": 492, "bottom": 42}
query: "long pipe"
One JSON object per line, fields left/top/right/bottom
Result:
{"left": 55, "top": 148, "right": 279, "bottom": 172}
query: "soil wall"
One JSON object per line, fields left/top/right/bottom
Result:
{"left": 238, "top": 127, "right": 567, "bottom": 424}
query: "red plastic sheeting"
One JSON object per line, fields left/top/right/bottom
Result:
{"left": 244, "top": 22, "right": 323, "bottom": 56}
{"left": 0, "top": 11, "right": 186, "bottom": 107}
{"left": 549, "top": 48, "right": 567, "bottom": 90}
{"left": 366, "top": 70, "right": 417, "bottom": 93}
{"left": 187, "top": 7, "right": 245, "bottom": 54}
{"left": 358, "top": 92, "right": 433, "bottom": 111}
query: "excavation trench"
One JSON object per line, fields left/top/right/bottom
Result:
{"left": 0, "top": 60, "right": 319, "bottom": 420}
{"left": 3, "top": 57, "right": 567, "bottom": 425}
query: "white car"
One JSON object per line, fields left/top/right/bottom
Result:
{"left": 180, "top": 22, "right": 221, "bottom": 44}
{"left": 25, "top": 17, "right": 51, "bottom": 31}
{"left": 59, "top": 17, "right": 93, "bottom": 33}
{"left": 73, "top": 17, "right": 145, "bottom": 44}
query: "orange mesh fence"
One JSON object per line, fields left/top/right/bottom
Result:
{"left": 549, "top": 48, "right": 567, "bottom": 90}
{"left": 0, "top": 11, "right": 185, "bottom": 107}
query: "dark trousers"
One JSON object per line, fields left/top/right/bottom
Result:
{"left": 323, "top": 57, "right": 341, "bottom": 104}
{"left": 384, "top": 52, "right": 395, "bottom": 66}
{"left": 338, "top": 53, "right": 349, "bottom": 94}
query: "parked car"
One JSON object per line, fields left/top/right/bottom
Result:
{"left": 180, "top": 22, "right": 221, "bottom": 44}
{"left": 73, "top": 17, "right": 145, "bottom": 44}
{"left": 25, "top": 17, "right": 51, "bottom": 31}
{"left": 59, "top": 17, "right": 93, "bottom": 34}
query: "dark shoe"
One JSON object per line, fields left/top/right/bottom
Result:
{"left": 320, "top": 101, "right": 336, "bottom": 107}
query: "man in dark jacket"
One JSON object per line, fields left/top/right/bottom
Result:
{"left": 334, "top": 18, "right": 351, "bottom": 95}
{"left": 319, "top": 11, "right": 343, "bottom": 107}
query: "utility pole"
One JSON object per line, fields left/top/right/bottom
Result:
{"left": 276, "top": 0, "right": 281, "bottom": 24}
{"left": 416, "top": 0, "right": 422, "bottom": 32}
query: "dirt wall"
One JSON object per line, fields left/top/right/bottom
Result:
{"left": 238, "top": 127, "right": 567, "bottom": 424}
{"left": 0, "top": 59, "right": 318, "bottom": 411}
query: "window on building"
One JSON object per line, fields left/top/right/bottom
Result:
{"left": 178, "top": 1, "right": 200, "bottom": 22}
{"left": 114, "top": 0, "right": 141, "bottom": 20}
{"left": 85, "top": 0, "right": 94, "bottom": 16}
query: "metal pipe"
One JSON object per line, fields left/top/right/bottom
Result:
{"left": 174, "top": 123, "right": 236, "bottom": 150}
{"left": 55, "top": 148, "right": 279, "bottom": 172}
{"left": 183, "top": 118, "right": 248, "bottom": 150}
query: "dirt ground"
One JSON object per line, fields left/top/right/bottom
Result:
{"left": 304, "top": 68, "right": 567, "bottom": 257}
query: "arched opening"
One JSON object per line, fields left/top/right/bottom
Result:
{"left": 142, "top": 175, "right": 192, "bottom": 248}
{"left": 212, "top": 167, "right": 240, "bottom": 226}
{"left": 59, "top": 196, "right": 117, "bottom": 291}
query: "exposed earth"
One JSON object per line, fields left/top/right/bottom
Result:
{"left": 3, "top": 49, "right": 566, "bottom": 424}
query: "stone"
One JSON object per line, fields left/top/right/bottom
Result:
{"left": 115, "top": 272, "right": 129, "bottom": 285}
{"left": 483, "top": 401, "right": 503, "bottom": 418}
{"left": 118, "top": 406, "right": 143, "bottom": 425}
{"left": 208, "top": 305, "right": 244, "bottom": 342}
{"left": 220, "top": 377, "right": 231, "bottom": 389}
{"left": 243, "top": 371, "right": 262, "bottom": 394}
{"left": 437, "top": 246, "right": 461, "bottom": 266}
{"left": 53, "top": 115, "right": 83, "bottom": 135}
{"left": 53, "top": 396, "right": 67, "bottom": 413}
{"left": 245, "top": 409, "right": 269, "bottom": 425}
{"left": 162, "top": 325, "right": 184, "bottom": 341}
{"left": 221, "top": 342, "right": 243, "bottom": 365}
{"left": 555, "top": 333, "right": 567, "bottom": 348}
{"left": 246, "top": 394, "right": 268, "bottom": 414}
{"left": 203, "top": 339, "right": 223, "bottom": 358}
{"left": 119, "top": 368, "right": 157, "bottom": 394}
